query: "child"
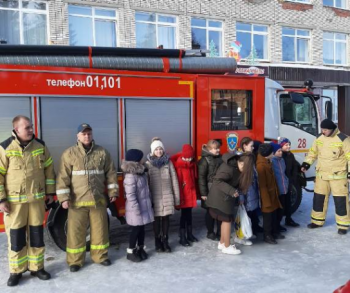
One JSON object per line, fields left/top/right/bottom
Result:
{"left": 271, "top": 143, "right": 289, "bottom": 233}
{"left": 206, "top": 152, "right": 255, "bottom": 255}
{"left": 239, "top": 137, "right": 263, "bottom": 237}
{"left": 278, "top": 137, "right": 300, "bottom": 227}
{"left": 145, "top": 138, "right": 180, "bottom": 253}
{"left": 121, "top": 149, "right": 154, "bottom": 262}
{"left": 171, "top": 144, "right": 198, "bottom": 247}
{"left": 197, "top": 140, "right": 223, "bottom": 241}
{"left": 256, "top": 143, "right": 283, "bottom": 244}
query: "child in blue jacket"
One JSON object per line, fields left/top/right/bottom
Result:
{"left": 271, "top": 143, "right": 289, "bottom": 232}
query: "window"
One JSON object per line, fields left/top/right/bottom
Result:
{"left": 282, "top": 28, "right": 310, "bottom": 63}
{"left": 323, "top": 0, "right": 346, "bottom": 9}
{"left": 322, "top": 89, "right": 338, "bottom": 123}
{"left": 236, "top": 22, "right": 268, "bottom": 60}
{"left": 135, "top": 12, "right": 176, "bottom": 49}
{"left": 280, "top": 94, "right": 318, "bottom": 136}
{"left": 0, "top": 0, "right": 48, "bottom": 45}
{"left": 323, "top": 32, "right": 347, "bottom": 65}
{"left": 191, "top": 18, "right": 223, "bottom": 57}
{"left": 211, "top": 90, "right": 252, "bottom": 131}
{"left": 68, "top": 5, "right": 117, "bottom": 47}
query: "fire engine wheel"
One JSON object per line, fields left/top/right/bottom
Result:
{"left": 49, "top": 205, "right": 110, "bottom": 252}
{"left": 290, "top": 184, "right": 302, "bottom": 215}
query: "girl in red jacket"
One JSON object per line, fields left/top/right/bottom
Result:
{"left": 171, "top": 144, "right": 199, "bottom": 247}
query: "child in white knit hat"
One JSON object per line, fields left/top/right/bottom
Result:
{"left": 145, "top": 137, "right": 180, "bottom": 253}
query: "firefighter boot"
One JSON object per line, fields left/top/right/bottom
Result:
{"left": 308, "top": 223, "right": 322, "bottom": 229}
{"left": 70, "top": 265, "right": 80, "bottom": 272}
{"left": 100, "top": 259, "right": 111, "bottom": 266}
{"left": 126, "top": 248, "right": 142, "bottom": 263}
{"left": 179, "top": 229, "right": 190, "bottom": 247}
{"left": 186, "top": 225, "right": 198, "bottom": 242}
{"left": 162, "top": 235, "right": 172, "bottom": 253}
{"left": 338, "top": 229, "right": 347, "bottom": 235}
{"left": 7, "top": 273, "right": 22, "bottom": 287}
{"left": 30, "top": 269, "right": 51, "bottom": 280}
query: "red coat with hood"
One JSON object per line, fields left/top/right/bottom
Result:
{"left": 171, "top": 151, "right": 198, "bottom": 209}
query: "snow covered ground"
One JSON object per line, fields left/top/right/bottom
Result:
{"left": 0, "top": 183, "right": 349, "bottom": 293}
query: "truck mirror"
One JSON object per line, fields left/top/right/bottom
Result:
{"left": 325, "top": 101, "right": 333, "bottom": 120}
{"left": 290, "top": 92, "right": 304, "bottom": 104}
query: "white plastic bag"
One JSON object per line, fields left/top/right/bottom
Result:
{"left": 235, "top": 205, "right": 253, "bottom": 239}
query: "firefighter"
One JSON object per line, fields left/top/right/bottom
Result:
{"left": 56, "top": 123, "right": 118, "bottom": 272}
{"left": 0, "top": 115, "right": 55, "bottom": 287}
{"left": 301, "top": 119, "right": 350, "bottom": 235}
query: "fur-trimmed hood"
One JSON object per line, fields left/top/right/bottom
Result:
{"left": 121, "top": 160, "right": 146, "bottom": 174}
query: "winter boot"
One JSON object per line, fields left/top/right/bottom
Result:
{"left": 179, "top": 228, "right": 191, "bottom": 247}
{"left": 285, "top": 218, "right": 300, "bottom": 227}
{"left": 307, "top": 223, "right": 322, "bottom": 229}
{"left": 155, "top": 236, "right": 164, "bottom": 252}
{"left": 126, "top": 248, "right": 142, "bottom": 262}
{"left": 30, "top": 269, "right": 51, "bottom": 280}
{"left": 186, "top": 225, "right": 198, "bottom": 242}
{"left": 7, "top": 273, "right": 22, "bottom": 287}
{"left": 162, "top": 235, "right": 172, "bottom": 253}
{"left": 207, "top": 232, "right": 217, "bottom": 241}
{"left": 137, "top": 245, "right": 148, "bottom": 260}
{"left": 264, "top": 235, "right": 277, "bottom": 245}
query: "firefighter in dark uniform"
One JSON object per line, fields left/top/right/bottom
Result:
{"left": 301, "top": 119, "right": 350, "bottom": 234}
{"left": 0, "top": 116, "right": 55, "bottom": 286}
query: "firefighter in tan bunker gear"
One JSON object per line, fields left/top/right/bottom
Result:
{"left": 56, "top": 123, "right": 118, "bottom": 272}
{"left": 301, "top": 119, "right": 350, "bottom": 235}
{"left": 0, "top": 116, "right": 55, "bottom": 287}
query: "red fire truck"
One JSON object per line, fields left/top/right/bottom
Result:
{"left": 0, "top": 45, "right": 328, "bottom": 250}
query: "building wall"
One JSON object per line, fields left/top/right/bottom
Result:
{"left": 48, "top": 0, "right": 350, "bottom": 70}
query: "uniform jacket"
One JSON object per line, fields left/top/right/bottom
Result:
{"left": 121, "top": 160, "right": 154, "bottom": 226}
{"left": 0, "top": 131, "right": 55, "bottom": 204}
{"left": 304, "top": 128, "right": 350, "bottom": 180}
{"left": 171, "top": 153, "right": 198, "bottom": 209}
{"left": 197, "top": 146, "right": 223, "bottom": 208}
{"left": 206, "top": 153, "right": 240, "bottom": 216}
{"left": 145, "top": 154, "right": 180, "bottom": 217}
{"left": 56, "top": 141, "right": 118, "bottom": 208}
{"left": 256, "top": 154, "right": 282, "bottom": 213}
{"left": 271, "top": 156, "right": 289, "bottom": 195}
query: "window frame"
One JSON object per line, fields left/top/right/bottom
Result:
{"left": 0, "top": 0, "right": 49, "bottom": 45}
{"left": 282, "top": 27, "right": 311, "bottom": 63}
{"left": 236, "top": 22, "right": 269, "bottom": 61}
{"left": 323, "top": 31, "right": 347, "bottom": 66}
{"left": 191, "top": 17, "right": 224, "bottom": 56}
{"left": 323, "top": 0, "right": 347, "bottom": 9}
{"left": 68, "top": 4, "right": 118, "bottom": 47}
{"left": 135, "top": 11, "right": 177, "bottom": 49}
{"left": 285, "top": 0, "right": 311, "bottom": 3}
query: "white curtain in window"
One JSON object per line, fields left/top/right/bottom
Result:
{"left": 95, "top": 20, "right": 116, "bottom": 47}
{"left": 0, "top": 10, "right": 20, "bottom": 44}
{"left": 69, "top": 15, "right": 93, "bottom": 46}
{"left": 23, "top": 13, "right": 47, "bottom": 45}
{"left": 136, "top": 22, "right": 156, "bottom": 48}
{"left": 158, "top": 26, "right": 175, "bottom": 49}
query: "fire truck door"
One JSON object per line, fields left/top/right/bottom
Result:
{"left": 124, "top": 99, "right": 191, "bottom": 158}
{"left": 0, "top": 97, "right": 31, "bottom": 141}
{"left": 40, "top": 97, "right": 119, "bottom": 170}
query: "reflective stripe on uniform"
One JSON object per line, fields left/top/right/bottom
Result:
{"left": 329, "top": 142, "right": 343, "bottom": 148}
{"left": 316, "top": 172, "right": 347, "bottom": 180}
{"left": 337, "top": 220, "right": 350, "bottom": 227}
{"left": 28, "top": 254, "right": 44, "bottom": 263}
{"left": 0, "top": 166, "right": 7, "bottom": 175}
{"left": 73, "top": 199, "right": 105, "bottom": 207}
{"left": 90, "top": 242, "right": 109, "bottom": 250}
{"left": 107, "top": 184, "right": 118, "bottom": 189}
{"left": 309, "top": 147, "right": 317, "bottom": 154}
{"left": 9, "top": 256, "right": 28, "bottom": 266}
{"left": 72, "top": 170, "right": 104, "bottom": 176}
{"left": 6, "top": 150, "right": 22, "bottom": 157}
{"left": 8, "top": 195, "right": 27, "bottom": 202}
{"left": 45, "top": 179, "right": 55, "bottom": 185}
{"left": 346, "top": 153, "right": 350, "bottom": 160}
{"left": 66, "top": 246, "right": 86, "bottom": 253}
{"left": 34, "top": 192, "right": 45, "bottom": 200}
{"left": 56, "top": 188, "right": 70, "bottom": 195}
{"left": 32, "top": 148, "right": 44, "bottom": 157}
{"left": 311, "top": 216, "right": 325, "bottom": 222}
{"left": 316, "top": 141, "right": 323, "bottom": 146}
{"left": 44, "top": 157, "right": 53, "bottom": 168}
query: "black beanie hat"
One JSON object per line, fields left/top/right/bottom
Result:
{"left": 320, "top": 119, "right": 337, "bottom": 130}
{"left": 125, "top": 149, "right": 144, "bottom": 162}
{"left": 259, "top": 143, "right": 273, "bottom": 157}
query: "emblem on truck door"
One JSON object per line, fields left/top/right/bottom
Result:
{"left": 226, "top": 133, "right": 239, "bottom": 152}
